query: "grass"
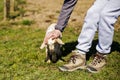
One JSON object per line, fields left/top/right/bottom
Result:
{"left": 0, "top": 25, "right": 120, "bottom": 80}
{"left": 21, "top": 19, "right": 34, "bottom": 25}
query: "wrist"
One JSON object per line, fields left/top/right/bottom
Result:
{"left": 55, "top": 29, "right": 62, "bottom": 38}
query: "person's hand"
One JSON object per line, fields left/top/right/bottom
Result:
{"left": 40, "top": 29, "right": 61, "bottom": 49}
{"left": 43, "top": 29, "right": 62, "bottom": 44}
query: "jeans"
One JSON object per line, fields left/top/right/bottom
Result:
{"left": 55, "top": 0, "right": 120, "bottom": 54}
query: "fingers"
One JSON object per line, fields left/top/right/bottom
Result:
{"left": 43, "top": 32, "right": 54, "bottom": 44}
{"left": 43, "top": 30, "right": 62, "bottom": 44}
{"left": 51, "top": 30, "right": 61, "bottom": 39}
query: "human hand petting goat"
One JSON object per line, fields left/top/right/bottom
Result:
{"left": 40, "top": 23, "right": 63, "bottom": 49}
{"left": 43, "top": 29, "right": 62, "bottom": 44}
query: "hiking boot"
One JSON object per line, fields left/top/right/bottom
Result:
{"left": 87, "top": 52, "right": 107, "bottom": 73}
{"left": 59, "top": 50, "right": 86, "bottom": 72}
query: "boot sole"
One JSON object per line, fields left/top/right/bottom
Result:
{"left": 59, "top": 66, "right": 86, "bottom": 72}
{"left": 87, "top": 67, "right": 99, "bottom": 73}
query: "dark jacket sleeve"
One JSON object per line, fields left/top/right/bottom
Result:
{"left": 55, "top": 0, "right": 78, "bottom": 32}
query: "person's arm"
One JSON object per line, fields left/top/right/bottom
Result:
{"left": 42, "top": 0, "right": 78, "bottom": 44}
{"left": 55, "top": 0, "right": 78, "bottom": 32}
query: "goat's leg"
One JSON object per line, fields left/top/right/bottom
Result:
{"left": 45, "top": 49, "right": 51, "bottom": 63}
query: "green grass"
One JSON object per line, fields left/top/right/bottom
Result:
{"left": 21, "top": 19, "right": 34, "bottom": 26}
{"left": 0, "top": 25, "right": 120, "bottom": 80}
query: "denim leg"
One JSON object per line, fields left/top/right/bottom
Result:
{"left": 76, "top": 0, "right": 109, "bottom": 54}
{"left": 55, "top": 0, "right": 78, "bottom": 32}
{"left": 96, "top": 0, "right": 120, "bottom": 54}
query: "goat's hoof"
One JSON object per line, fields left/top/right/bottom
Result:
{"left": 45, "top": 59, "right": 51, "bottom": 63}
{"left": 46, "top": 60, "right": 51, "bottom": 63}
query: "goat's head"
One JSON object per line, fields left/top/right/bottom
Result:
{"left": 40, "top": 38, "right": 64, "bottom": 50}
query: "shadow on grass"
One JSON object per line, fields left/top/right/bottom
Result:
{"left": 62, "top": 40, "right": 120, "bottom": 60}
{"left": 62, "top": 41, "right": 78, "bottom": 57}
{"left": 111, "top": 41, "right": 120, "bottom": 53}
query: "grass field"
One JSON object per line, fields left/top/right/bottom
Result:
{"left": 0, "top": 25, "right": 120, "bottom": 80}
{"left": 0, "top": 0, "right": 120, "bottom": 80}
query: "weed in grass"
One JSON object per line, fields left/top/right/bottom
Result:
{"left": 21, "top": 19, "right": 34, "bottom": 26}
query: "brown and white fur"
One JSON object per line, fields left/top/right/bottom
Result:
{"left": 40, "top": 23, "right": 64, "bottom": 63}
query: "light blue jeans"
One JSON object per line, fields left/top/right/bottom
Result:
{"left": 76, "top": 0, "right": 120, "bottom": 54}
{"left": 55, "top": 0, "right": 120, "bottom": 54}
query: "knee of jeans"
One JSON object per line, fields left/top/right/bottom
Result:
{"left": 100, "top": 10, "right": 115, "bottom": 30}
{"left": 85, "top": 9, "right": 99, "bottom": 22}
{"left": 100, "top": 10, "right": 111, "bottom": 21}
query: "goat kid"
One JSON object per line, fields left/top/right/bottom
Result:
{"left": 40, "top": 23, "right": 64, "bottom": 63}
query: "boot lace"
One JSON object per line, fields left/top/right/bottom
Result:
{"left": 91, "top": 54, "right": 105, "bottom": 66}
{"left": 68, "top": 55, "right": 79, "bottom": 64}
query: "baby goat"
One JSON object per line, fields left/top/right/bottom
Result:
{"left": 40, "top": 23, "right": 64, "bottom": 63}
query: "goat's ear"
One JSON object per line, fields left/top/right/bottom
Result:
{"left": 40, "top": 43, "right": 46, "bottom": 49}
{"left": 56, "top": 38, "right": 64, "bottom": 45}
